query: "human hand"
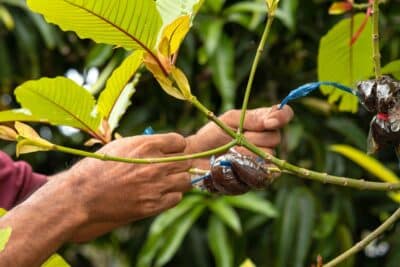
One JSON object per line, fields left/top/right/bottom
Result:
{"left": 66, "top": 133, "right": 191, "bottom": 242}
{"left": 186, "top": 105, "right": 293, "bottom": 168}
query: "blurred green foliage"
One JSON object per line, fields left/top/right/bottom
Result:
{"left": 1, "top": 0, "right": 400, "bottom": 266}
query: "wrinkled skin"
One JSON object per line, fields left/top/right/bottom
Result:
{"left": 357, "top": 76, "right": 400, "bottom": 154}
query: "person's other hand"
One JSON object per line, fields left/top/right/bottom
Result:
{"left": 186, "top": 105, "right": 293, "bottom": 168}
{"left": 65, "top": 133, "right": 191, "bottom": 242}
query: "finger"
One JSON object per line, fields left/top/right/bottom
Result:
{"left": 161, "top": 159, "right": 192, "bottom": 174}
{"left": 162, "top": 172, "right": 192, "bottom": 193}
{"left": 234, "top": 146, "right": 275, "bottom": 158}
{"left": 244, "top": 130, "right": 281, "bottom": 148}
{"left": 191, "top": 158, "right": 211, "bottom": 170}
{"left": 263, "top": 105, "right": 294, "bottom": 129}
{"left": 153, "top": 133, "right": 187, "bottom": 154}
{"left": 159, "top": 192, "right": 183, "bottom": 211}
{"left": 221, "top": 108, "right": 270, "bottom": 132}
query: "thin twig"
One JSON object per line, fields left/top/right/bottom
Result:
{"left": 324, "top": 207, "right": 400, "bottom": 267}
{"left": 242, "top": 139, "right": 400, "bottom": 192}
{"left": 372, "top": 0, "right": 382, "bottom": 79}
{"left": 25, "top": 139, "right": 237, "bottom": 164}
{"left": 238, "top": 12, "right": 276, "bottom": 134}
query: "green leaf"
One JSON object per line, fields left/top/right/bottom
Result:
{"left": 0, "top": 227, "right": 11, "bottom": 252}
{"left": 382, "top": 60, "right": 400, "bottom": 80}
{"left": 205, "top": 0, "right": 226, "bottom": 13}
{"left": 277, "top": 0, "right": 298, "bottom": 30}
{"left": 137, "top": 195, "right": 203, "bottom": 267}
{"left": 313, "top": 212, "right": 338, "bottom": 239}
{"left": 150, "top": 195, "right": 203, "bottom": 237}
{"left": 224, "top": 192, "right": 278, "bottom": 218}
{"left": 0, "top": 109, "right": 40, "bottom": 124}
{"left": 28, "top": 12, "right": 57, "bottom": 49}
{"left": 276, "top": 187, "right": 316, "bottom": 267}
{"left": 335, "top": 225, "right": 354, "bottom": 267}
{"left": 27, "top": 0, "right": 162, "bottom": 51}
{"left": 0, "top": 0, "right": 27, "bottom": 9}
{"left": 41, "top": 254, "right": 70, "bottom": 267}
{"left": 0, "top": 39, "right": 11, "bottom": 83}
{"left": 318, "top": 14, "right": 373, "bottom": 112}
{"left": 14, "top": 11, "right": 40, "bottom": 78}
{"left": 326, "top": 118, "right": 367, "bottom": 150}
{"left": 154, "top": 205, "right": 205, "bottom": 267}
{"left": 292, "top": 188, "right": 316, "bottom": 267}
{"left": 210, "top": 33, "right": 236, "bottom": 111}
{"left": 97, "top": 50, "right": 143, "bottom": 131}
{"left": 198, "top": 19, "right": 224, "bottom": 57}
{"left": 208, "top": 198, "right": 242, "bottom": 234}
{"left": 14, "top": 77, "right": 101, "bottom": 133}
{"left": 156, "top": 0, "right": 205, "bottom": 27}
{"left": 85, "top": 44, "right": 114, "bottom": 69}
{"left": 0, "top": 5, "right": 14, "bottom": 30}
{"left": 330, "top": 144, "right": 400, "bottom": 202}
{"left": 208, "top": 215, "right": 233, "bottom": 267}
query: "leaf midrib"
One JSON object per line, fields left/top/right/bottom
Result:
{"left": 26, "top": 88, "right": 96, "bottom": 133}
{"left": 105, "top": 73, "right": 138, "bottom": 120}
{"left": 62, "top": 0, "right": 167, "bottom": 74}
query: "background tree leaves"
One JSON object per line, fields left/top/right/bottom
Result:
{"left": 318, "top": 14, "right": 373, "bottom": 113}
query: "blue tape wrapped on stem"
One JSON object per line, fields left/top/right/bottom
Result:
{"left": 279, "top": 82, "right": 357, "bottom": 109}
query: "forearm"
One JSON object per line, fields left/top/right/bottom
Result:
{"left": 0, "top": 172, "right": 87, "bottom": 267}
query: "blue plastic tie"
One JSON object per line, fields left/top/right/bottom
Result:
{"left": 143, "top": 126, "right": 155, "bottom": 135}
{"left": 191, "top": 173, "right": 211, "bottom": 184}
{"left": 219, "top": 160, "right": 232, "bottom": 167}
{"left": 279, "top": 82, "right": 357, "bottom": 109}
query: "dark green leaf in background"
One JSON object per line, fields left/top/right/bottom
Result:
{"left": 208, "top": 215, "right": 233, "bottom": 267}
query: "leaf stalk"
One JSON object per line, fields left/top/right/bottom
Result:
{"left": 324, "top": 206, "right": 400, "bottom": 267}
{"left": 238, "top": 7, "right": 276, "bottom": 134}
{"left": 372, "top": 0, "right": 382, "bottom": 79}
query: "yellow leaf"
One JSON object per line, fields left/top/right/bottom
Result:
{"left": 159, "top": 15, "right": 190, "bottom": 57}
{"left": 171, "top": 67, "right": 192, "bottom": 99}
{"left": 265, "top": 0, "right": 279, "bottom": 10}
{"left": 328, "top": 2, "right": 353, "bottom": 15}
{"left": 41, "top": 254, "right": 70, "bottom": 267}
{"left": 0, "top": 125, "right": 17, "bottom": 141}
{"left": 16, "top": 139, "right": 52, "bottom": 157}
{"left": 14, "top": 122, "right": 53, "bottom": 157}
{"left": 84, "top": 138, "right": 103, "bottom": 147}
{"left": 143, "top": 53, "right": 184, "bottom": 100}
{"left": 240, "top": 259, "right": 257, "bottom": 267}
{"left": 0, "top": 227, "right": 12, "bottom": 252}
{"left": 114, "top": 132, "right": 123, "bottom": 140}
{"left": 0, "top": 208, "right": 6, "bottom": 217}
{"left": 15, "top": 121, "right": 40, "bottom": 139}
{"left": 330, "top": 144, "right": 400, "bottom": 202}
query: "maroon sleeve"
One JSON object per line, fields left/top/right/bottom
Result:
{"left": 0, "top": 151, "right": 47, "bottom": 210}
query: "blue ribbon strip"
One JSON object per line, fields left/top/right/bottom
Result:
{"left": 279, "top": 82, "right": 357, "bottom": 109}
{"left": 143, "top": 126, "right": 155, "bottom": 135}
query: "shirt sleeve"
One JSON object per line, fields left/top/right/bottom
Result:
{"left": 0, "top": 151, "right": 47, "bottom": 210}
